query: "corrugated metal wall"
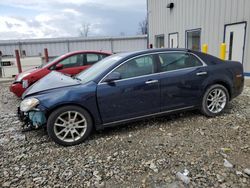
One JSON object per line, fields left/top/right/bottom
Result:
{"left": 148, "top": 0, "right": 250, "bottom": 73}
{"left": 0, "top": 35, "right": 147, "bottom": 57}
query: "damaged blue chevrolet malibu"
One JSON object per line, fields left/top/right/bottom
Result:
{"left": 18, "top": 48, "right": 244, "bottom": 146}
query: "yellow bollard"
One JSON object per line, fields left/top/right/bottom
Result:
{"left": 220, "top": 43, "right": 226, "bottom": 60}
{"left": 202, "top": 44, "right": 208, "bottom": 53}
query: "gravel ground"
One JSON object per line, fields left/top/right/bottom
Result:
{"left": 0, "top": 82, "right": 250, "bottom": 188}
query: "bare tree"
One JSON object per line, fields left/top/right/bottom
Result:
{"left": 138, "top": 17, "right": 148, "bottom": 35}
{"left": 79, "top": 23, "right": 90, "bottom": 37}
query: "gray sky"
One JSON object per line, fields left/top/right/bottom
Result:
{"left": 0, "top": 0, "right": 146, "bottom": 40}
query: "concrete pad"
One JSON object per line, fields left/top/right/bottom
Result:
{"left": 0, "top": 78, "right": 14, "bottom": 83}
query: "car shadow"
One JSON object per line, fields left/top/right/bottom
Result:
{"left": 91, "top": 110, "right": 202, "bottom": 140}
{"left": 23, "top": 104, "right": 237, "bottom": 146}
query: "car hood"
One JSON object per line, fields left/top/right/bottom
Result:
{"left": 22, "top": 71, "right": 80, "bottom": 98}
{"left": 15, "top": 67, "right": 40, "bottom": 81}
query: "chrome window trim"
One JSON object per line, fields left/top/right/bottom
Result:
{"left": 103, "top": 106, "right": 194, "bottom": 126}
{"left": 98, "top": 51, "right": 207, "bottom": 85}
{"left": 98, "top": 66, "right": 202, "bottom": 85}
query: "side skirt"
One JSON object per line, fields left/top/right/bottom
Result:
{"left": 100, "top": 106, "right": 196, "bottom": 129}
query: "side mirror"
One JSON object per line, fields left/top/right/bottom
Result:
{"left": 55, "top": 63, "right": 64, "bottom": 70}
{"left": 104, "top": 72, "right": 121, "bottom": 83}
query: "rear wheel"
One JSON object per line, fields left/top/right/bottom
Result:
{"left": 201, "top": 84, "right": 229, "bottom": 117}
{"left": 47, "top": 105, "right": 93, "bottom": 146}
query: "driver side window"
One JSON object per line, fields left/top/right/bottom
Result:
{"left": 114, "top": 55, "right": 155, "bottom": 79}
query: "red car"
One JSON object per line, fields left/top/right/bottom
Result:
{"left": 10, "top": 51, "right": 111, "bottom": 97}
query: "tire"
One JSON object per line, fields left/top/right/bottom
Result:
{"left": 47, "top": 105, "right": 93, "bottom": 146}
{"left": 201, "top": 84, "right": 229, "bottom": 117}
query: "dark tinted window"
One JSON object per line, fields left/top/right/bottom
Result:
{"left": 186, "top": 30, "right": 201, "bottom": 51}
{"left": 114, "top": 55, "right": 154, "bottom": 79}
{"left": 158, "top": 52, "right": 202, "bottom": 72}
{"left": 155, "top": 35, "right": 165, "bottom": 48}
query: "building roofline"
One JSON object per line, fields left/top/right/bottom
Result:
{"left": 0, "top": 35, "right": 147, "bottom": 45}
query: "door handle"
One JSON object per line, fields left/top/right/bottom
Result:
{"left": 145, "top": 80, "right": 159, "bottom": 84}
{"left": 196, "top": 71, "right": 207, "bottom": 76}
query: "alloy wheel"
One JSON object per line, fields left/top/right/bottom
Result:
{"left": 206, "top": 88, "right": 227, "bottom": 114}
{"left": 54, "top": 111, "right": 87, "bottom": 142}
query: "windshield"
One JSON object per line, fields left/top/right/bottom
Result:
{"left": 38, "top": 56, "right": 62, "bottom": 68}
{"left": 76, "top": 54, "right": 123, "bottom": 83}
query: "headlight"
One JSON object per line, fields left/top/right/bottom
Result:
{"left": 16, "top": 72, "right": 31, "bottom": 82}
{"left": 22, "top": 80, "right": 29, "bottom": 88}
{"left": 20, "top": 98, "right": 39, "bottom": 112}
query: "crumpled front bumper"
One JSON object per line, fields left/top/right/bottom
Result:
{"left": 17, "top": 107, "right": 26, "bottom": 122}
{"left": 17, "top": 107, "right": 47, "bottom": 130}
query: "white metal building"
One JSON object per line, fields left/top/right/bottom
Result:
{"left": 147, "top": 0, "right": 250, "bottom": 76}
{"left": 0, "top": 35, "right": 147, "bottom": 57}
{"left": 0, "top": 35, "right": 147, "bottom": 78}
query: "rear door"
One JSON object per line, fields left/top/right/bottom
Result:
{"left": 97, "top": 54, "right": 161, "bottom": 124}
{"left": 157, "top": 52, "right": 208, "bottom": 111}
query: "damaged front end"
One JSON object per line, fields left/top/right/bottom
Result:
{"left": 18, "top": 98, "right": 47, "bottom": 132}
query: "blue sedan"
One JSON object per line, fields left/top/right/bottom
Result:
{"left": 18, "top": 48, "right": 244, "bottom": 146}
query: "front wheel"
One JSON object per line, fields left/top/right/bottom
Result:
{"left": 201, "top": 84, "right": 229, "bottom": 117}
{"left": 47, "top": 105, "right": 93, "bottom": 146}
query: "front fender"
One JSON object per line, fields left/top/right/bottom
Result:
{"left": 33, "top": 83, "right": 103, "bottom": 128}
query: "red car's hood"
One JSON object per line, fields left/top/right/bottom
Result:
{"left": 15, "top": 67, "right": 41, "bottom": 81}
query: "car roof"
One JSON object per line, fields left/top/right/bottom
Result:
{"left": 136, "top": 48, "right": 188, "bottom": 53}
{"left": 128, "top": 48, "right": 188, "bottom": 55}
{"left": 113, "top": 48, "right": 222, "bottom": 66}
{"left": 65, "top": 50, "right": 112, "bottom": 56}
{"left": 115, "top": 48, "right": 189, "bottom": 59}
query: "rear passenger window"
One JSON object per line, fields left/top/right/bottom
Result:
{"left": 58, "top": 54, "right": 83, "bottom": 68}
{"left": 86, "top": 54, "right": 99, "bottom": 65}
{"left": 114, "top": 55, "right": 155, "bottom": 79}
{"left": 158, "top": 53, "right": 202, "bottom": 72}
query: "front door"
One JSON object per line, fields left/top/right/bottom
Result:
{"left": 97, "top": 55, "right": 161, "bottom": 124}
{"left": 169, "top": 33, "right": 178, "bottom": 48}
{"left": 224, "top": 22, "right": 246, "bottom": 63}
